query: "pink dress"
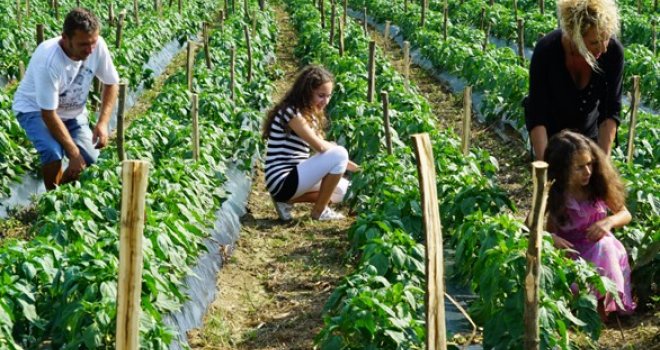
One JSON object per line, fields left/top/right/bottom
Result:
{"left": 555, "top": 198, "right": 636, "bottom": 314}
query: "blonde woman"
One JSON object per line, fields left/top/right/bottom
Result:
{"left": 524, "top": 0, "right": 623, "bottom": 160}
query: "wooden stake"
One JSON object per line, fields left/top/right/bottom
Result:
{"left": 363, "top": 7, "right": 368, "bottom": 36}
{"left": 133, "top": 0, "right": 140, "bottom": 27}
{"left": 420, "top": 0, "right": 426, "bottom": 27}
{"left": 320, "top": 0, "right": 325, "bottom": 29}
{"left": 116, "top": 11, "right": 127, "bottom": 49}
{"left": 382, "top": 91, "right": 392, "bottom": 155}
{"left": 26, "top": 0, "right": 30, "bottom": 18}
{"left": 224, "top": 0, "right": 228, "bottom": 19}
{"left": 219, "top": 10, "right": 225, "bottom": 34}
{"left": 117, "top": 82, "right": 127, "bottom": 162}
{"left": 342, "top": 0, "right": 347, "bottom": 28}
{"left": 230, "top": 46, "right": 235, "bottom": 100}
{"left": 637, "top": 0, "right": 641, "bottom": 13}
{"left": 178, "top": 0, "right": 182, "bottom": 14}
{"left": 252, "top": 14, "right": 257, "bottom": 35}
{"left": 36, "top": 24, "right": 44, "bottom": 46}
{"left": 411, "top": 133, "right": 447, "bottom": 350}
{"left": 231, "top": 0, "right": 235, "bottom": 15}
{"left": 404, "top": 0, "right": 408, "bottom": 12}
{"left": 338, "top": 20, "right": 344, "bottom": 56}
{"left": 479, "top": 7, "right": 485, "bottom": 31}
{"left": 652, "top": 19, "right": 657, "bottom": 56}
{"left": 259, "top": 0, "right": 264, "bottom": 11}
{"left": 191, "top": 94, "right": 200, "bottom": 161}
{"left": 244, "top": 25, "right": 253, "bottom": 83}
{"left": 482, "top": 22, "right": 490, "bottom": 53}
{"left": 513, "top": 0, "right": 518, "bottom": 22}
{"left": 443, "top": 4, "right": 448, "bottom": 40}
{"left": 367, "top": 41, "right": 376, "bottom": 103}
{"left": 187, "top": 41, "right": 195, "bottom": 92}
{"left": 18, "top": 61, "right": 25, "bottom": 81}
{"left": 524, "top": 161, "right": 550, "bottom": 350}
{"left": 462, "top": 86, "right": 472, "bottom": 156}
{"left": 539, "top": 0, "right": 545, "bottom": 15}
{"left": 76, "top": 0, "right": 79, "bottom": 7}
{"left": 330, "top": 0, "right": 336, "bottom": 44}
{"left": 626, "top": 76, "right": 641, "bottom": 165}
{"left": 244, "top": 0, "right": 250, "bottom": 22}
{"left": 109, "top": 3, "right": 115, "bottom": 26}
{"left": 403, "top": 40, "right": 410, "bottom": 91}
{"left": 16, "top": 0, "right": 22, "bottom": 30}
{"left": 116, "top": 160, "right": 150, "bottom": 350}
{"left": 53, "top": 0, "right": 59, "bottom": 21}
{"left": 203, "top": 22, "right": 212, "bottom": 69}
{"left": 384, "top": 20, "right": 391, "bottom": 49}
{"left": 517, "top": 19, "right": 525, "bottom": 64}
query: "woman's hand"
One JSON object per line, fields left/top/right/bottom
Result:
{"left": 586, "top": 217, "right": 612, "bottom": 242}
{"left": 551, "top": 233, "right": 574, "bottom": 249}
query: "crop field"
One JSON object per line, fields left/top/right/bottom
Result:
{"left": 0, "top": 0, "right": 657, "bottom": 349}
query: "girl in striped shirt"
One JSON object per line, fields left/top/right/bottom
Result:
{"left": 262, "top": 65, "right": 360, "bottom": 221}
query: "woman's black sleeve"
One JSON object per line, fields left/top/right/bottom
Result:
{"left": 598, "top": 39, "right": 624, "bottom": 126}
{"left": 525, "top": 43, "right": 551, "bottom": 132}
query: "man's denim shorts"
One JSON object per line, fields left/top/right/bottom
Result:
{"left": 16, "top": 111, "right": 99, "bottom": 166}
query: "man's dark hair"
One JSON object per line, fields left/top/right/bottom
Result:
{"left": 63, "top": 8, "right": 100, "bottom": 38}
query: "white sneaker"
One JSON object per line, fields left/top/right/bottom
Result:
{"left": 314, "top": 207, "right": 345, "bottom": 221}
{"left": 271, "top": 197, "right": 293, "bottom": 221}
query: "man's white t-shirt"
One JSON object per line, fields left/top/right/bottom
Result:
{"left": 12, "top": 36, "right": 120, "bottom": 120}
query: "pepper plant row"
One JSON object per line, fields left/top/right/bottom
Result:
{"left": 284, "top": 0, "right": 620, "bottom": 348}
{"left": 0, "top": 2, "right": 275, "bottom": 348}
{"left": 0, "top": 0, "right": 220, "bottom": 199}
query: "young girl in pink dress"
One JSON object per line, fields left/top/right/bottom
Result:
{"left": 544, "top": 130, "right": 636, "bottom": 317}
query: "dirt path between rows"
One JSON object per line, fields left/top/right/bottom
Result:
{"left": 187, "top": 6, "right": 355, "bottom": 349}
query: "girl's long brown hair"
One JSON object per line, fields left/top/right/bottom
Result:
{"left": 262, "top": 65, "right": 334, "bottom": 139}
{"left": 544, "top": 130, "right": 626, "bottom": 226}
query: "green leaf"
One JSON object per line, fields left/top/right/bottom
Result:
{"left": 83, "top": 198, "right": 104, "bottom": 219}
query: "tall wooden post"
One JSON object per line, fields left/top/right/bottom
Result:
{"left": 652, "top": 19, "right": 657, "bottom": 56}
{"left": 259, "top": 0, "right": 264, "bottom": 11}
{"left": 403, "top": 41, "right": 410, "bottom": 91}
{"left": 482, "top": 22, "right": 491, "bottom": 53}
{"left": 203, "top": 22, "right": 212, "bottom": 69}
{"left": 230, "top": 46, "right": 236, "bottom": 100}
{"left": 244, "top": 25, "right": 253, "bottom": 83}
{"left": 384, "top": 20, "right": 391, "bottom": 49}
{"left": 16, "top": 0, "right": 22, "bottom": 30}
{"left": 513, "top": 0, "right": 518, "bottom": 22}
{"left": 18, "top": 61, "right": 25, "bottom": 81}
{"left": 109, "top": 3, "right": 115, "bottom": 26}
{"left": 443, "top": 3, "right": 448, "bottom": 40}
{"left": 191, "top": 94, "right": 200, "bottom": 161}
{"left": 539, "top": 0, "right": 545, "bottom": 15}
{"left": 412, "top": 133, "right": 447, "bottom": 350}
{"left": 479, "top": 7, "right": 485, "bottom": 31}
{"left": 117, "top": 82, "right": 127, "bottom": 162}
{"left": 330, "top": 0, "right": 336, "bottom": 44}
{"left": 26, "top": 0, "right": 30, "bottom": 18}
{"left": 220, "top": 10, "right": 225, "bottom": 34}
{"left": 115, "top": 160, "right": 150, "bottom": 350}
{"left": 244, "top": 0, "right": 250, "bottom": 22}
{"left": 178, "top": 0, "right": 182, "bottom": 15}
{"left": 523, "top": 161, "right": 549, "bottom": 350}
{"left": 637, "top": 0, "right": 641, "bottom": 13}
{"left": 53, "top": 0, "right": 59, "bottom": 21}
{"left": 342, "top": 0, "right": 347, "bottom": 28}
{"left": 320, "top": 0, "right": 325, "bottom": 28}
{"left": 133, "top": 0, "right": 140, "bottom": 27}
{"left": 367, "top": 41, "right": 376, "bottom": 103}
{"left": 116, "top": 11, "right": 127, "bottom": 49}
{"left": 338, "top": 21, "right": 345, "bottom": 56}
{"left": 36, "top": 24, "right": 44, "bottom": 45}
{"left": 420, "top": 0, "right": 426, "bottom": 27}
{"left": 187, "top": 41, "right": 195, "bottom": 92}
{"left": 462, "top": 86, "right": 472, "bottom": 156}
{"left": 517, "top": 19, "right": 525, "bottom": 64}
{"left": 224, "top": 0, "right": 228, "bottom": 19}
{"left": 363, "top": 7, "right": 368, "bottom": 36}
{"left": 382, "top": 91, "right": 392, "bottom": 155}
{"left": 626, "top": 76, "right": 641, "bottom": 165}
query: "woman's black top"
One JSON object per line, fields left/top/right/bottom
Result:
{"left": 524, "top": 29, "right": 623, "bottom": 140}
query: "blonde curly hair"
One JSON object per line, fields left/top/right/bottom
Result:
{"left": 558, "top": 0, "right": 620, "bottom": 69}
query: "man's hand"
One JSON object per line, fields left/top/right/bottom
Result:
{"left": 586, "top": 217, "right": 612, "bottom": 242}
{"left": 63, "top": 152, "right": 87, "bottom": 179}
{"left": 93, "top": 122, "right": 109, "bottom": 149}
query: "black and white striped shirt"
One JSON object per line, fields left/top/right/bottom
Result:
{"left": 265, "top": 106, "right": 311, "bottom": 197}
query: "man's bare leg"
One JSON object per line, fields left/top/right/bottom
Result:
{"left": 42, "top": 161, "right": 63, "bottom": 190}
